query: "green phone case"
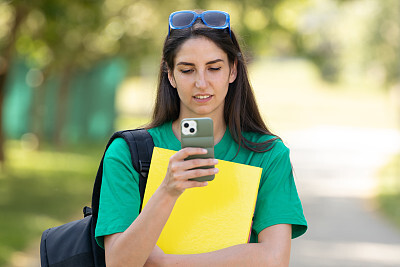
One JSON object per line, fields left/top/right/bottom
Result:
{"left": 181, "top": 117, "right": 215, "bottom": 182}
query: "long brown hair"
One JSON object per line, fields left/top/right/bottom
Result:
{"left": 147, "top": 18, "right": 279, "bottom": 153}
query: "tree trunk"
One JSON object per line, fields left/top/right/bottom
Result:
{"left": 0, "top": 73, "right": 6, "bottom": 163}
{"left": 54, "top": 65, "right": 73, "bottom": 148}
{"left": 0, "top": 5, "right": 27, "bottom": 163}
{"left": 30, "top": 68, "right": 50, "bottom": 148}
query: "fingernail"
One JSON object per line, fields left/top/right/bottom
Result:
{"left": 213, "top": 159, "right": 218, "bottom": 164}
{"left": 214, "top": 168, "right": 219, "bottom": 173}
{"left": 202, "top": 149, "right": 208, "bottom": 153}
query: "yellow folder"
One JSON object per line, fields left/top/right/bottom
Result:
{"left": 142, "top": 147, "right": 262, "bottom": 254}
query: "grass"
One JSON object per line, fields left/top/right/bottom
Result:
{"left": 0, "top": 117, "right": 150, "bottom": 267}
{"left": 376, "top": 154, "right": 400, "bottom": 228}
{"left": 0, "top": 140, "right": 104, "bottom": 267}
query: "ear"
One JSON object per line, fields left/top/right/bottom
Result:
{"left": 229, "top": 60, "right": 237, "bottom": 84}
{"left": 168, "top": 69, "right": 177, "bottom": 88}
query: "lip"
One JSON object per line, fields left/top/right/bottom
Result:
{"left": 193, "top": 94, "right": 213, "bottom": 103}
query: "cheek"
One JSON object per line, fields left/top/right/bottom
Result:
{"left": 174, "top": 73, "right": 194, "bottom": 88}
{"left": 175, "top": 82, "right": 191, "bottom": 100}
{"left": 212, "top": 71, "right": 231, "bottom": 89}
{"left": 218, "top": 68, "right": 232, "bottom": 82}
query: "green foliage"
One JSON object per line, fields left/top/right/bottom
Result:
{"left": 0, "top": 140, "right": 103, "bottom": 266}
{"left": 363, "top": 0, "right": 400, "bottom": 88}
{"left": 1, "top": 0, "right": 397, "bottom": 85}
{"left": 377, "top": 154, "right": 400, "bottom": 228}
{"left": 6, "top": 0, "right": 106, "bottom": 70}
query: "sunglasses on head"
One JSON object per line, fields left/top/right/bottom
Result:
{"left": 168, "top": 10, "right": 231, "bottom": 37}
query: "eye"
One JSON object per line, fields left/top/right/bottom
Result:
{"left": 209, "top": 67, "right": 221, "bottom": 71}
{"left": 181, "top": 69, "right": 194, "bottom": 74}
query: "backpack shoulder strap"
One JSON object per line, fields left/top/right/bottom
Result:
{"left": 119, "top": 129, "right": 154, "bottom": 179}
{"left": 118, "top": 129, "right": 155, "bottom": 211}
{"left": 91, "top": 129, "right": 155, "bottom": 225}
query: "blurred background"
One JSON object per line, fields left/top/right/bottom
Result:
{"left": 0, "top": 0, "right": 399, "bottom": 266}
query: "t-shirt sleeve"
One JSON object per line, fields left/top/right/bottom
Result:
{"left": 252, "top": 142, "right": 307, "bottom": 239}
{"left": 95, "top": 138, "right": 141, "bottom": 248}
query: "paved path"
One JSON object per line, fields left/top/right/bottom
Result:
{"left": 285, "top": 126, "right": 400, "bottom": 267}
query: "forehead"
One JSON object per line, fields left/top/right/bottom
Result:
{"left": 174, "top": 36, "right": 228, "bottom": 64}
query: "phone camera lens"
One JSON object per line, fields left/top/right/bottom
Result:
{"left": 190, "top": 128, "right": 195, "bottom": 133}
{"left": 184, "top": 123, "right": 189, "bottom": 128}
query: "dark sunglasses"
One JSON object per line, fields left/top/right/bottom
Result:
{"left": 168, "top": 10, "right": 231, "bottom": 37}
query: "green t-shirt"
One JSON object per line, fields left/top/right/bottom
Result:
{"left": 95, "top": 122, "right": 307, "bottom": 248}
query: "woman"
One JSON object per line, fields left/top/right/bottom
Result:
{"left": 95, "top": 10, "right": 307, "bottom": 266}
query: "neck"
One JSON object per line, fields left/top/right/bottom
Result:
{"left": 172, "top": 116, "right": 226, "bottom": 145}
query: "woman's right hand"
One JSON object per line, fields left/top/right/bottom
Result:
{"left": 160, "top": 147, "right": 218, "bottom": 198}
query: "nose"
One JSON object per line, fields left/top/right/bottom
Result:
{"left": 195, "top": 71, "right": 207, "bottom": 89}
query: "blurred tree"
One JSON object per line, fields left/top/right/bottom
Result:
{"left": 364, "top": 0, "right": 400, "bottom": 89}
{"left": 18, "top": 0, "right": 107, "bottom": 146}
{"left": 0, "top": 0, "right": 107, "bottom": 156}
{"left": 0, "top": 1, "right": 29, "bottom": 162}
{"left": 0, "top": 0, "right": 398, "bottom": 161}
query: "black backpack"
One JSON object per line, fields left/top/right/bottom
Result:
{"left": 40, "top": 129, "right": 155, "bottom": 267}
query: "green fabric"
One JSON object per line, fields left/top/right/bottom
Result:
{"left": 95, "top": 121, "right": 307, "bottom": 248}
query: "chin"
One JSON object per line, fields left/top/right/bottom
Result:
{"left": 194, "top": 108, "right": 215, "bottom": 116}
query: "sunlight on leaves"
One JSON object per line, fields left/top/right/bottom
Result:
{"left": 244, "top": 8, "right": 269, "bottom": 31}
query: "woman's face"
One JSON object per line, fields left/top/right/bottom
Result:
{"left": 168, "top": 36, "right": 237, "bottom": 120}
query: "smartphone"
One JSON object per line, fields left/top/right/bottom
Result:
{"left": 181, "top": 117, "right": 215, "bottom": 182}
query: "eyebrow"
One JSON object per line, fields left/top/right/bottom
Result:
{"left": 176, "top": 59, "right": 224, "bottom": 66}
